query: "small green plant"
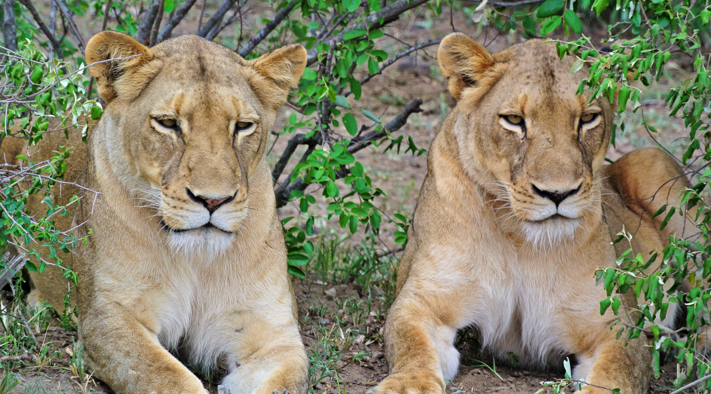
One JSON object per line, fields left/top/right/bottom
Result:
{"left": 0, "top": 371, "right": 20, "bottom": 394}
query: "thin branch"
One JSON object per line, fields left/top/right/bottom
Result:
{"left": 0, "top": 353, "right": 37, "bottom": 364}
{"left": 348, "top": 99, "right": 423, "bottom": 153}
{"left": 346, "top": 40, "right": 440, "bottom": 96}
{"left": 149, "top": 0, "right": 165, "bottom": 46}
{"left": 136, "top": 0, "right": 161, "bottom": 45}
{"left": 205, "top": 0, "right": 246, "bottom": 41}
{"left": 670, "top": 374, "right": 711, "bottom": 394}
{"left": 197, "top": 0, "right": 237, "bottom": 38}
{"left": 54, "top": 0, "right": 86, "bottom": 54}
{"left": 238, "top": 1, "right": 298, "bottom": 57}
{"left": 156, "top": 0, "right": 197, "bottom": 43}
{"left": 464, "top": 0, "right": 546, "bottom": 6}
{"left": 198, "top": 0, "right": 207, "bottom": 32}
{"left": 16, "top": 0, "right": 62, "bottom": 55}
{"left": 306, "top": 0, "right": 432, "bottom": 66}
{"left": 0, "top": 252, "right": 25, "bottom": 291}
{"left": 272, "top": 133, "right": 319, "bottom": 183}
{"left": 2, "top": 0, "right": 18, "bottom": 51}
{"left": 101, "top": 0, "right": 112, "bottom": 30}
{"left": 274, "top": 99, "right": 423, "bottom": 208}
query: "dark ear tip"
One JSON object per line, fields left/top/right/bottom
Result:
{"left": 600, "top": 46, "right": 612, "bottom": 53}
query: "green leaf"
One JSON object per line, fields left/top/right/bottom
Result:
{"left": 659, "top": 206, "right": 676, "bottom": 231}
{"left": 164, "top": 0, "right": 175, "bottom": 14}
{"left": 90, "top": 105, "right": 103, "bottom": 120}
{"left": 326, "top": 181, "right": 339, "bottom": 197}
{"left": 537, "top": 0, "right": 564, "bottom": 18}
{"left": 592, "top": 0, "right": 610, "bottom": 15}
{"left": 600, "top": 298, "right": 611, "bottom": 315}
{"left": 361, "top": 109, "right": 380, "bottom": 123}
{"left": 343, "top": 29, "right": 367, "bottom": 40}
{"left": 522, "top": 15, "right": 536, "bottom": 37}
{"left": 288, "top": 266, "right": 306, "bottom": 278}
{"left": 349, "top": 215, "right": 358, "bottom": 233}
{"left": 349, "top": 77, "right": 362, "bottom": 100}
{"left": 342, "top": 0, "right": 360, "bottom": 12}
{"left": 617, "top": 85, "right": 631, "bottom": 113}
{"left": 563, "top": 10, "right": 582, "bottom": 34}
{"left": 539, "top": 17, "right": 562, "bottom": 35}
{"left": 701, "top": 10, "right": 711, "bottom": 24}
{"left": 343, "top": 113, "right": 358, "bottom": 136}
{"left": 333, "top": 95, "right": 350, "bottom": 109}
{"left": 651, "top": 204, "right": 667, "bottom": 219}
{"left": 301, "top": 68, "right": 317, "bottom": 80}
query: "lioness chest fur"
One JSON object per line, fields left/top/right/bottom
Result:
{"left": 5, "top": 32, "right": 310, "bottom": 394}
{"left": 373, "top": 34, "right": 683, "bottom": 394}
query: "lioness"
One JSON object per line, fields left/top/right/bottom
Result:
{"left": 2, "top": 32, "right": 308, "bottom": 394}
{"left": 375, "top": 33, "right": 693, "bottom": 393}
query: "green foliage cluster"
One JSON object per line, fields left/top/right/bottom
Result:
{"left": 1, "top": 38, "right": 99, "bottom": 279}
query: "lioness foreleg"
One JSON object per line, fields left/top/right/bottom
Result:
{"left": 375, "top": 291, "right": 460, "bottom": 394}
{"left": 573, "top": 334, "right": 651, "bottom": 394}
{"left": 81, "top": 307, "right": 207, "bottom": 394}
{"left": 221, "top": 313, "right": 308, "bottom": 394}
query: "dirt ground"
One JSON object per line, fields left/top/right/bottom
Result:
{"left": 1, "top": 1, "right": 701, "bottom": 394}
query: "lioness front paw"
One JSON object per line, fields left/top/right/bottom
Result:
{"left": 369, "top": 373, "right": 445, "bottom": 394}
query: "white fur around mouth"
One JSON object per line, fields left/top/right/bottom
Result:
{"left": 168, "top": 227, "right": 235, "bottom": 260}
{"left": 522, "top": 216, "right": 581, "bottom": 249}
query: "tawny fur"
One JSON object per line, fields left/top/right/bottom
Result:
{"left": 1, "top": 32, "right": 308, "bottom": 394}
{"left": 372, "top": 34, "right": 698, "bottom": 394}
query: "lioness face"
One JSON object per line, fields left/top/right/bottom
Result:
{"left": 87, "top": 33, "right": 306, "bottom": 254}
{"left": 438, "top": 36, "right": 613, "bottom": 246}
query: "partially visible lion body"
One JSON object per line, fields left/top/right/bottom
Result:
{"left": 2, "top": 32, "right": 308, "bottom": 394}
{"left": 375, "top": 34, "right": 695, "bottom": 394}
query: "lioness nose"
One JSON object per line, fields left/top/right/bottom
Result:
{"left": 186, "top": 188, "right": 233, "bottom": 213}
{"left": 531, "top": 183, "right": 581, "bottom": 207}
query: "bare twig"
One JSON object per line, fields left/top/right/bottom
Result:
{"left": 101, "top": 0, "right": 112, "bottom": 30}
{"left": 670, "top": 374, "right": 711, "bottom": 394}
{"left": 197, "top": 0, "right": 237, "bottom": 38}
{"left": 238, "top": 1, "right": 298, "bottom": 57}
{"left": 136, "top": 0, "right": 162, "bottom": 44}
{"left": 348, "top": 98, "right": 423, "bottom": 153}
{"left": 149, "top": 0, "right": 165, "bottom": 46}
{"left": 0, "top": 252, "right": 26, "bottom": 291}
{"left": 54, "top": 0, "right": 86, "bottom": 54}
{"left": 274, "top": 99, "right": 423, "bottom": 208}
{"left": 16, "top": 0, "right": 62, "bottom": 55}
{"left": 206, "top": 0, "right": 246, "bottom": 41}
{"left": 346, "top": 40, "right": 440, "bottom": 96}
{"left": 464, "top": 0, "right": 546, "bottom": 6}
{"left": 198, "top": 0, "right": 207, "bottom": 32}
{"left": 0, "top": 353, "right": 37, "bottom": 364}
{"left": 156, "top": 0, "right": 197, "bottom": 43}
{"left": 2, "top": 0, "right": 18, "bottom": 51}
{"left": 306, "top": 0, "right": 432, "bottom": 66}
{"left": 272, "top": 133, "right": 319, "bottom": 182}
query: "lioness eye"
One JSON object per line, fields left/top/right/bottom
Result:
{"left": 504, "top": 115, "right": 524, "bottom": 126}
{"left": 236, "top": 121, "right": 252, "bottom": 131}
{"left": 581, "top": 113, "right": 598, "bottom": 124}
{"left": 153, "top": 117, "right": 180, "bottom": 133}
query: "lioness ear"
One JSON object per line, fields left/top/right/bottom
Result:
{"left": 438, "top": 33, "right": 495, "bottom": 101}
{"left": 248, "top": 44, "right": 307, "bottom": 110}
{"left": 85, "top": 31, "right": 155, "bottom": 103}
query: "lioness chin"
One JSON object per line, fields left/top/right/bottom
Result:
{"left": 375, "top": 33, "right": 695, "bottom": 394}
{"left": 2, "top": 32, "right": 308, "bottom": 394}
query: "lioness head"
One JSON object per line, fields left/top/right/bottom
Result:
{"left": 86, "top": 32, "right": 305, "bottom": 254}
{"left": 438, "top": 34, "right": 613, "bottom": 247}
